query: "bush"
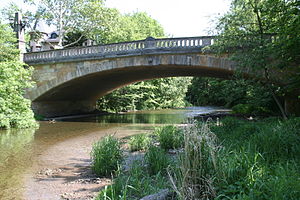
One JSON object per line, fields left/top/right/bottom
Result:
{"left": 155, "top": 125, "right": 183, "bottom": 150}
{"left": 145, "top": 145, "right": 170, "bottom": 175}
{"left": 91, "top": 135, "right": 123, "bottom": 177}
{"left": 129, "top": 133, "right": 151, "bottom": 152}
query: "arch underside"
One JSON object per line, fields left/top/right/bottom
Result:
{"left": 34, "top": 64, "right": 233, "bottom": 102}
{"left": 28, "top": 53, "right": 235, "bottom": 117}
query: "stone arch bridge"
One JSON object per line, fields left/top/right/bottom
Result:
{"left": 23, "top": 36, "right": 241, "bottom": 117}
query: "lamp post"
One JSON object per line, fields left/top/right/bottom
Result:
{"left": 9, "top": 12, "right": 28, "bottom": 61}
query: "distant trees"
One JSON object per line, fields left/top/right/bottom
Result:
{"left": 0, "top": 22, "right": 36, "bottom": 129}
{"left": 187, "top": 0, "right": 299, "bottom": 115}
{"left": 98, "top": 78, "right": 192, "bottom": 113}
{"left": 186, "top": 77, "right": 276, "bottom": 115}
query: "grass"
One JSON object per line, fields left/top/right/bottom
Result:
{"left": 145, "top": 145, "right": 170, "bottom": 175}
{"left": 154, "top": 125, "right": 184, "bottom": 150}
{"left": 169, "top": 122, "right": 219, "bottom": 200}
{"left": 128, "top": 133, "right": 151, "bottom": 152}
{"left": 212, "top": 117, "right": 300, "bottom": 200}
{"left": 94, "top": 118, "right": 300, "bottom": 200}
{"left": 96, "top": 160, "right": 170, "bottom": 200}
{"left": 91, "top": 135, "right": 123, "bottom": 177}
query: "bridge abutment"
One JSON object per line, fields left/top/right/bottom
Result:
{"left": 32, "top": 100, "right": 96, "bottom": 118}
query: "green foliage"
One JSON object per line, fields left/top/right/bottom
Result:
{"left": 155, "top": 125, "right": 184, "bottom": 150}
{"left": 97, "top": 77, "right": 192, "bottom": 113}
{"left": 212, "top": 0, "right": 300, "bottom": 114}
{"left": 144, "top": 145, "right": 170, "bottom": 175}
{"left": 186, "top": 77, "right": 276, "bottom": 114}
{"left": 91, "top": 135, "right": 123, "bottom": 177}
{"left": 96, "top": 161, "right": 170, "bottom": 200}
{"left": 0, "top": 22, "right": 36, "bottom": 129}
{"left": 128, "top": 133, "right": 151, "bottom": 152}
{"left": 211, "top": 117, "right": 300, "bottom": 199}
{"left": 118, "top": 12, "right": 165, "bottom": 42}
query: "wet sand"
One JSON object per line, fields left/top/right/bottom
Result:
{"left": 24, "top": 123, "right": 151, "bottom": 200}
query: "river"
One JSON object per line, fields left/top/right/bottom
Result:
{"left": 0, "top": 107, "right": 227, "bottom": 200}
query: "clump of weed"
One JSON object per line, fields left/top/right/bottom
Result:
{"left": 91, "top": 135, "right": 123, "bottom": 177}
{"left": 170, "top": 122, "right": 219, "bottom": 200}
{"left": 145, "top": 145, "right": 170, "bottom": 175}
{"left": 128, "top": 133, "right": 151, "bottom": 152}
{"left": 155, "top": 125, "right": 183, "bottom": 150}
{"left": 97, "top": 160, "right": 170, "bottom": 200}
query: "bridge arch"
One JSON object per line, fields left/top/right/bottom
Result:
{"left": 24, "top": 37, "right": 236, "bottom": 117}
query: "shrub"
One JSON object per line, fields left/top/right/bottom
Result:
{"left": 128, "top": 133, "right": 151, "bottom": 152}
{"left": 145, "top": 145, "right": 170, "bottom": 175}
{"left": 155, "top": 125, "right": 183, "bottom": 150}
{"left": 91, "top": 135, "right": 123, "bottom": 177}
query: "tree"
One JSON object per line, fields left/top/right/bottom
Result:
{"left": 79, "top": 10, "right": 165, "bottom": 44}
{"left": 212, "top": 0, "right": 300, "bottom": 118}
{"left": 24, "top": 0, "right": 106, "bottom": 47}
{"left": 118, "top": 12, "right": 165, "bottom": 41}
{"left": 97, "top": 78, "right": 192, "bottom": 113}
{"left": 186, "top": 77, "right": 276, "bottom": 114}
{"left": 0, "top": 22, "right": 36, "bottom": 129}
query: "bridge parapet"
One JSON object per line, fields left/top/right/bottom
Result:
{"left": 24, "top": 36, "right": 215, "bottom": 65}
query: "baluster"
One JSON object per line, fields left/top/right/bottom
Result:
{"left": 157, "top": 41, "right": 161, "bottom": 47}
{"left": 191, "top": 39, "right": 194, "bottom": 46}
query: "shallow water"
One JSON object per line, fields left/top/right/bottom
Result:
{"left": 0, "top": 107, "right": 224, "bottom": 199}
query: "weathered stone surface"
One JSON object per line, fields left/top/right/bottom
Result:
{"left": 140, "top": 189, "right": 173, "bottom": 200}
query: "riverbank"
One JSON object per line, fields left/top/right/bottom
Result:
{"left": 92, "top": 117, "right": 300, "bottom": 199}
{"left": 2, "top": 107, "right": 295, "bottom": 199}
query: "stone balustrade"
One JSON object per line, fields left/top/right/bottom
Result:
{"left": 24, "top": 36, "right": 215, "bottom": 64}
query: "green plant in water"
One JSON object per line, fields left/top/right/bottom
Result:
{"left": 91, "top": 135, "right": 123, "bottom": 177}
{"left": 128, "top": 133, "right": 151, "bottom": 152}
{"left": 155, "top": 125, "right": 183, "bottom": 150}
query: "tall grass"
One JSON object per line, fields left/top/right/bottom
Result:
{"left": 170, "top": 117, "right": 300, "bottom": 200}
{"left": 145, "top": 145, "right": 170, "bottom": 175}
{"left": 97, "top": 161, "right": 170, "bottom": 200}
{"left": 213, "top": 117, "right": 300, "bottom": 199}
{"left": 170, "top": 122, "right": 219, "bottom": 200}
{"left": 128, "top": 133, "right": 151, "bottom": 152}
{"left": 155, "top": 125, "right": 184, "bottom": 150}
{"left": 91, "top": 135, "right": 123, "bottom": 177}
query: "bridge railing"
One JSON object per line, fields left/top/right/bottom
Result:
{"left": 24, "top": 36, "right": 215, "bottom": 64}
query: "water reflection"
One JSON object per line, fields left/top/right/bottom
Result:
{"left": 0, "top": 128, "right": 35, "bottom": 199}
{"left": 60, "top": 107, "right": 218, "bottom": 124}
{"left": 0, "top": 107, "right": 226, "bottom": 199}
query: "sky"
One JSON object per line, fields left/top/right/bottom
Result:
{"left": 0, "top": 0, "right": 231, "bottom": 37}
